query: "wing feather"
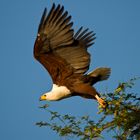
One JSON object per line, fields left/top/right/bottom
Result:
{"left": 74, "top": 27, "right": 96, "bottom": 48}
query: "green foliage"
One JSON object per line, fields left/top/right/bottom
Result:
{"left": 36, "top": 78, "right": 140, "bottom": 140}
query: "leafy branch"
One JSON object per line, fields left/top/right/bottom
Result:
{"left": 36, "top": 78, "right": 140, "bottom": 140}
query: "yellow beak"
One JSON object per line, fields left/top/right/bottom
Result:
{"left": 39, "top": 95, "right": 46, "bottom": 101}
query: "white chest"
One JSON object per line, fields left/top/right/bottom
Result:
{"left": 47, "top": 84, "right": 71, "bottom": 100}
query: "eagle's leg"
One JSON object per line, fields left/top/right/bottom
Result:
{"left": 72, "top": 83, "right": 107, "bottom": 108}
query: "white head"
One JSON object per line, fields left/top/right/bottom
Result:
{"left": 39, "top": 84, "right": 71, "bottom": 101}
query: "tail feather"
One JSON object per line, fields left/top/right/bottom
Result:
{"left": 87, "top": 67, "right": 111, "bottom": 85}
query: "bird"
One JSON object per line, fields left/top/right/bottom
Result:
{"left": 34, "top": 3, "right": 111, "bottom": 108}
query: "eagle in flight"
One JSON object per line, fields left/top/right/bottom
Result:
{"left": 34, "top": 3, "right": 111, "bottom": 108}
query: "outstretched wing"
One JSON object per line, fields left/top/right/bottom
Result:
{"left": 55, "top": 27, "right": 96, "bottom": 74}
{"left": 34, "top": 4, "right": 75, "bottom": 84}
{"left": 34, "top": 3, "right": 96, "bottom": 84}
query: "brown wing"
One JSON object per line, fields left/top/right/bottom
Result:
{"left": 55, "top": 27, "right": 96, "bottom": 74}
{"left": 34, "top": 3, "right": 96, "bottom": 84}
{"left": 34, "top": 4, "right": 75, "bottom": 84}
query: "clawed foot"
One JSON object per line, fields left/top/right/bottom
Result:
{"left": 98, "top": 98, "right": 107, "bottom": 108}
{"left": 95, "top": 94, "right": 107, "bottom": 108}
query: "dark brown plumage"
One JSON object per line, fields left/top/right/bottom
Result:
{"left": 34, "top": 3, "right": 111, "bottom": 108}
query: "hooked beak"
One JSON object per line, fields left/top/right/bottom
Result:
{"left": 39, "top": 95, "right": 46, "bottom": 101}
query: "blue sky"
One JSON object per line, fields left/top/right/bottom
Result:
{"left": 0, "top": 0, "right": 140, "bottom": 140}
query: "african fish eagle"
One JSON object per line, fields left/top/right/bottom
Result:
{"left": 34, "top": 3, "right": 111, "bottom": 108}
